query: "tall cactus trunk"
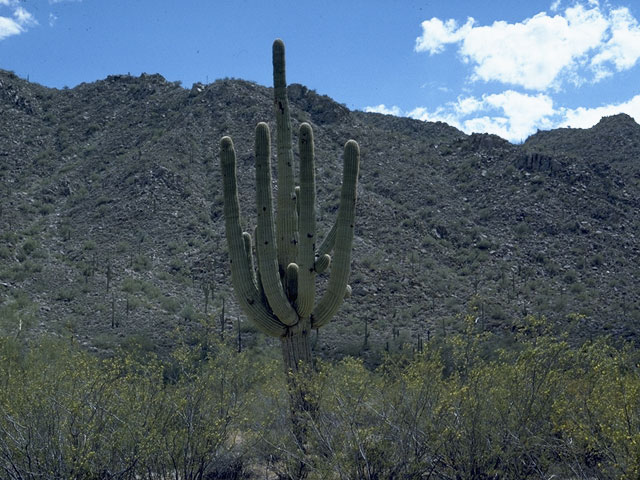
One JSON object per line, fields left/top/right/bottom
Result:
{"left": 280, "top": 319, "right": 315, "bottom": 479}
{"left": 281, "top": 319, "right": 313, "bottom": 374}
{"left": 218, "top": 39, "right": 359, "bottom": 478}
{"left": 280, "top": 317, "right": 314, "bottom": 415}
{"left": 281, "top": 318, "right": 314, "bottom": 422}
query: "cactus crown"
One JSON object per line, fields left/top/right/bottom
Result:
{"left": 220, "top": 39, "right": 359, "bottom": 337}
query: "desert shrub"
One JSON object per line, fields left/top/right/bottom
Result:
{"left": 132, "top": 254, "right": 151, "bottom": 272}
{"left": 21, "top": 238, "right": 38, "bottom": 256}
{"left": 0, "top": 332, "right": 279, "bottom": 480}
{"left": 1, "top": 316, "right": 638, "bottom": 479}
{"left": 265, "top": 316, "right": 640, "bottom": 479}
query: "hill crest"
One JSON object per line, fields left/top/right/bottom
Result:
{"left": 1, "top": 70, "right": 639, "bottom": 358}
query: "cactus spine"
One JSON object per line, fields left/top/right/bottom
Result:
{"left": 219, "top": 39, "right": 360, "bottom": 373}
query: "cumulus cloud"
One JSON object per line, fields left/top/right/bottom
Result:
{"left": 560, "top": 94, "right": 640, "bottom": 127}
{"left": 364, "top": 104, "right": 404, "bottom": 116}
{"left": 368, "top": 2, "right": 640, "bottom": 142}
{"left": 406, "top": 105, "right": 462, "bottom": 130}
{"left": 0, "top": 2, "right": 37, "bottom": 40}
{"left": 0, "top": 17, "right": 22, "bottom": 40}
{"left": 590, "top": 7, "right": 640, "bottom": 77}
{"left": 403, "top": 91, "right": 557, "bottom": 142}
{"left": 364, "top": 91, "right": 639, "bottom": 143}
{"left": 415, "top": 17, "right": 475, "bottom": 55}
{"left": 415, "top": 2, "right": 640, "bottom": 91}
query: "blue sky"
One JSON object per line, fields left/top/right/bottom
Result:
{"left": 1, "top": 0, "right": 639, "bottom": 142}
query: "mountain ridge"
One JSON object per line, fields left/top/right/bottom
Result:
{"left": 1, "top": 69, "right": 639, "bottom": 359}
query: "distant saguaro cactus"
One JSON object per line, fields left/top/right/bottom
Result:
{"left": 219, "top": 40, "right": 359, "bottom": 378}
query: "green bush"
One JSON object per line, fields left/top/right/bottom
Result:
{"left": 0, "top": 333, "right": 279, "bottom": 480}
{"left": 0, "top": 245, "right": 11, "bottom": 260}
{"left": 264, "top": 316, "right": 640, "bottom": 479}
{"left": 1, "top": 316, "right": 638, "bottom": 479}
{"left": 21, "top": 238, "right": 38, "bottom": 256}
{"left": 132, "top": 254, "right": 151, "bottom": 272}
{"left": 159, "top": 295, "right": 181, "bottom": 314}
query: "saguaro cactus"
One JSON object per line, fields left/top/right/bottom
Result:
{"left": 219, "top": 39, "right": 359, "bottom": 375}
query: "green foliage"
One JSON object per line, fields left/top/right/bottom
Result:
{"left": 159, "top": 295, "right": 181, "bottom": 314}
{"left": 0, "top": 292, "right": 36, "bottom": 337}
{"left": 1, "top": 316, "right": 639, "bottom": 478}
{"left": 54, "top": 286, "right": 78, "bottom": 302}
{"left": 0, "top": 259, "right": 43, "bottom": 282}
{"left": 179, "top": 302, "right": 198, "bottom": 322}
{"left": 82, "top": 240, "right": 96, "bottom": 251}
{"left": 20, "top": 238, "right": 38, "bottom": 256}
{"left": 263, "top": 316, "right": 640, "bottom": 479}
{"left": 121, "top": 276, "right": 161, "bottom": 299}
{"left": 0, "top": 332, "right": 279, "bottom": 480}
{"left": 132, "top": 254, "right": 151, "bottom": 272}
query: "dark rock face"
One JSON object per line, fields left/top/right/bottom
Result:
{"left": 515, "top": 152, "right": 556, "bottom": 174}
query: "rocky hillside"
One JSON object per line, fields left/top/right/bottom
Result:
{"left": 1, "top": 68, "right": 639, "bottom": 360}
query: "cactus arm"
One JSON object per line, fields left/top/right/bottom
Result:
{"left": 296, "top": 123, "right": 316, "bottom": 318}
{"left": 294, "top": 186, "right": 301, "bottom": 217}
{"left": 244, "top": 230, "right": 269, "bottom": 305}
{"left": 253, "top": 226, "right": 267, "bottom": 303}
{"left": 286, "top": 263, "right": 299, "bottom": 303}
{"left": 220, "top": 136, "right": 286, "bottom": 337}
{"left": 254, "top": 123, "right": 299, "bottom": 327}
{"left": 242, "top": 232, "right": 255, "bottom": 282}
{"left": 311, "top": 140, "right": 360, "bottom": 329}
{"left": 316, "top": 220, "right": 337, "bottom": 258}
{"left": 273, "top": 39, "right": 298, "bottom": 276}
{"left": 314, "top": 253, "right": 331, "bottom": 274}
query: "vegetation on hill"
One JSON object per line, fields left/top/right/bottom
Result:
{"left": 1, "top": 68, "right": 639, "bottom": 357}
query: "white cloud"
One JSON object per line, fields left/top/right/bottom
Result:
{"left": 374, "top": 1, "right": 640, "bottom": 141}
{"left": 407, "top": 105, "right": 463, "bottom": 130}
{"left": 467, "top": 8, "right": 607, "bottom": 90}
{"left": 415, "top": 1, "right": 640, "bottom": 91}
{"left": 370, "top": 91, "right": 556, "bottom": 142}
{"left": 0, "top": 1, "right": 37, "bottom": 40}
{"left": 590, "top": 7, "right": 640, "bottom": 74}
{"left": 483, "top": 91, "right": 556, "bottom": 136}
{"left": 365, "top": 90, "right": 640, "bottom": 143}
{"left": 560, "top": 94, "right": 640, "bottom": 127}
{"left": 415, "top": 17, "right": 474, "bottom": 55}
{"left": 452, "top": 91, "right": 556, "bottom": 142}
{"left": 454, "top": 96, "right": 483, "bottom": 115}
{"left": 364, "top": 104, "right": 403, "bottom": 116}
{"left": 13, "top": 6, "right": 36, "bottom": 26}
{"left": 0, "top": 16, "right": 22, "bottom": 40}
{"left": 464, "top": 116, "right": 508, "bottom": 135}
